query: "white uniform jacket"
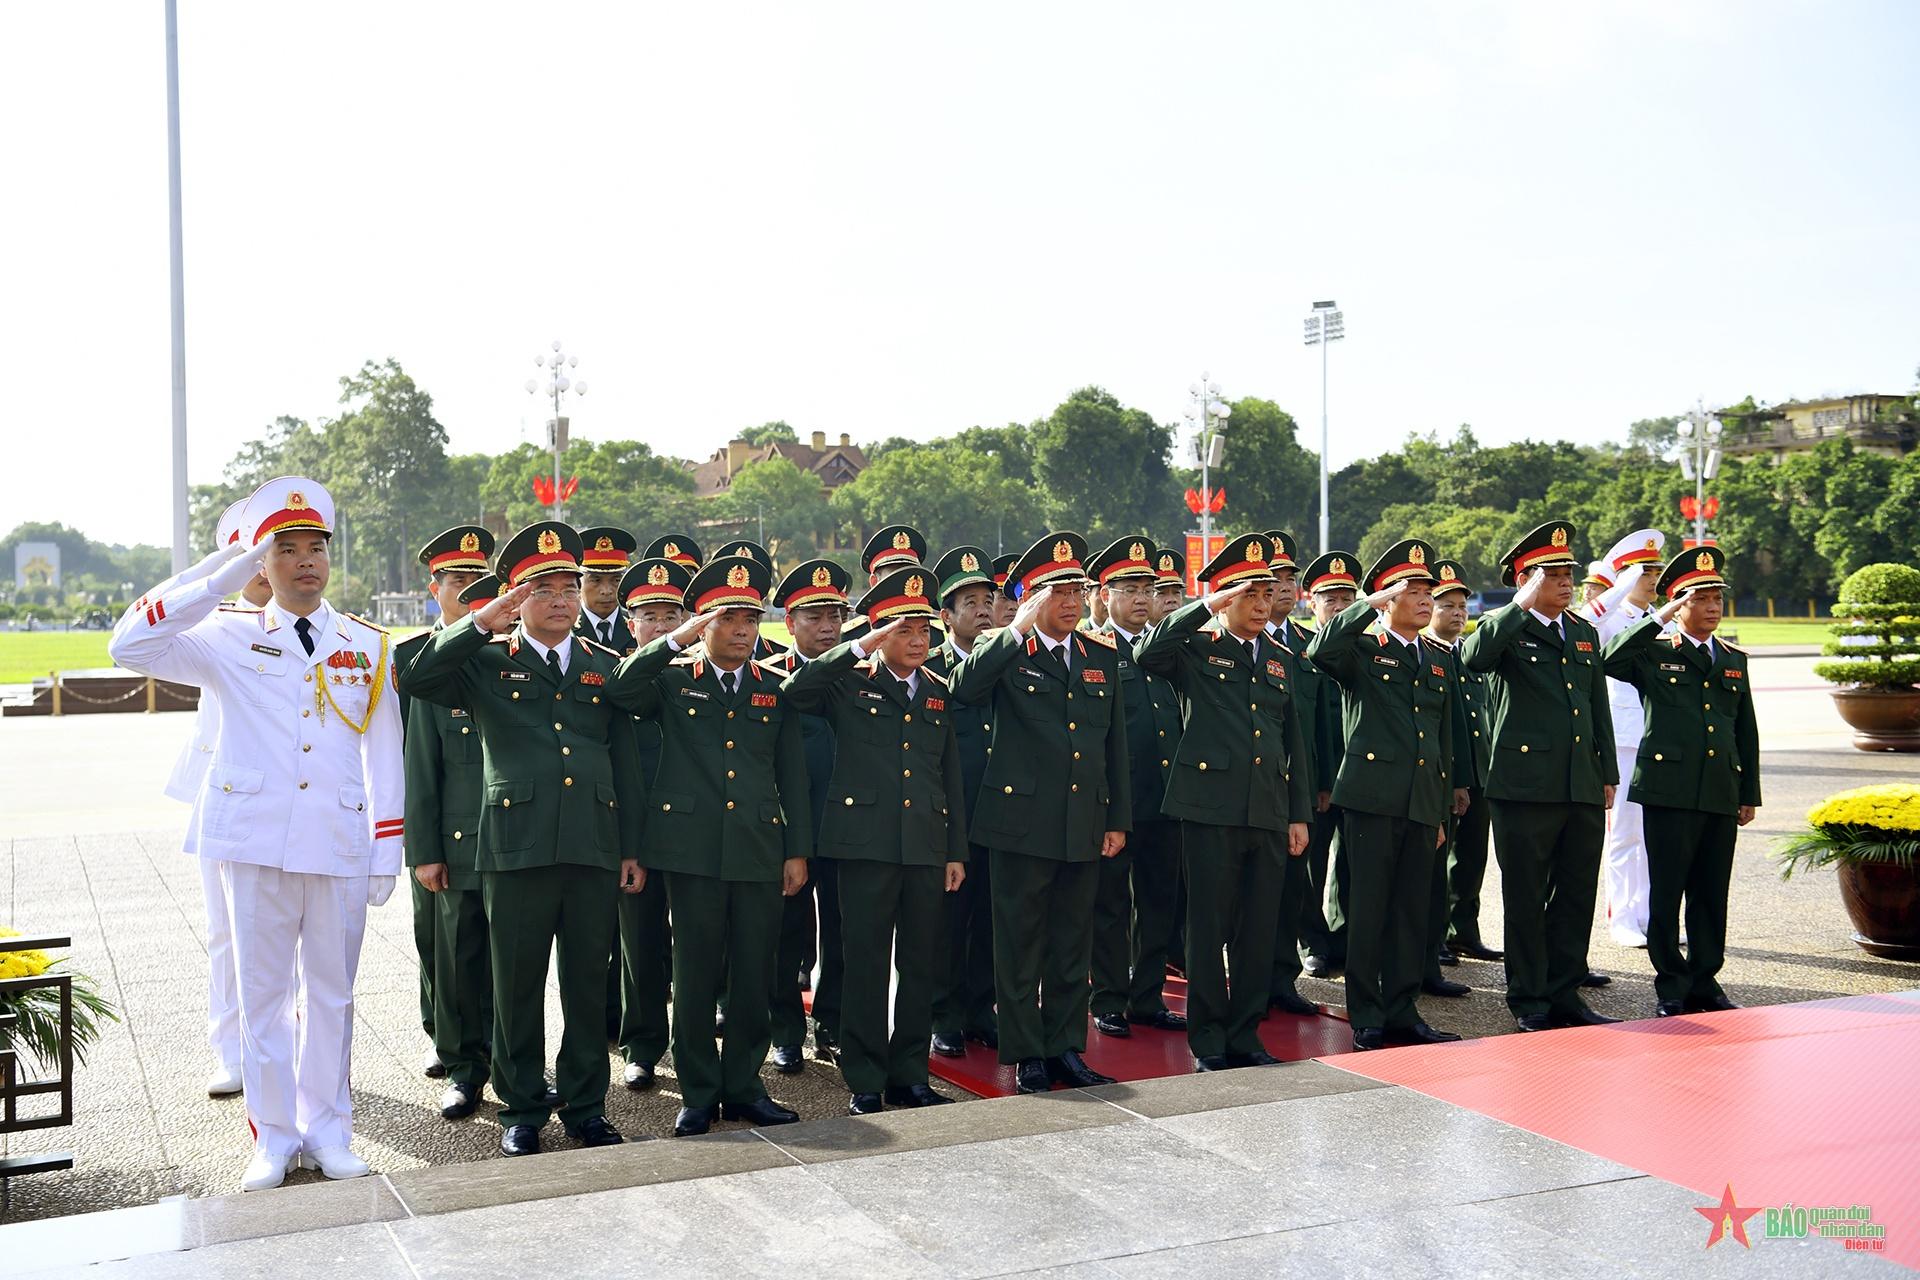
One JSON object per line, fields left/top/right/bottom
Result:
{"left": 1581, "top": 576, "right": 1653, "bottom": 748}
{"left": 111, "top": 568, "right": 404, "bottom": 876}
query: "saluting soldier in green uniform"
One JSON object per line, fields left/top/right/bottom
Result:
{"left": 1296, "top": 552, "right": 1359, "bottom": 978}
{"left": 395, "top": 526, "right": 494, "bottom": 1083}
{"left": 608, "top": 555, "right": 812, "bottom": 1136}
{"left": 1415, "top": 560, "right": 1481, "bottom": 999}
{"left": 1138, "top": 534, "right": 1312, "bottom": 1071}
{"left": 989, "top": 553, "right": 1020, "bottom": 630}
{"left": 1459, "top": 522, "right": 1619, "bottom": 1032}
{"left": 399, "top": 522, "right": 646, "bottom": 1156}
{"left": 1087, "top": 536, "right": 1187, "bottom": 1038}
{"left": 1148, "top": 547, "right": 1192, "bottom": 974}
{"left": 757, "top": 558, "right": 851, "bottom": 1073}
{"left": 783, "top": 567, "right": 968, "bottom": 1113}
{"left": 398, "top": 528, "right": 498, "bottom": 1120}
{"left": 1427, "top": 561, "right": 1502, "bottom": 965}
{"left": 575, "top": 527, "right": 639, "bottom": 656}
{"left": 950, "top": 533, "right": 1129, "bottom": 1094}
{"left": 704, "top": 538, "right": 788, "bottom": 660}
{"left": 1259, "top": 530, "right": 1334, "bottom": 1017}
{"left": 1603, "top": 546, "right": 1759, "bottom": 1016}
{"left": 925, "top": 545, "right": 1000, "bottom": 1058}
{"left": 610, "top": 555, "right": 691, "bottom": 1091}
{"left": 1307, "top": 540, "right": 1464, "bottom": 1050}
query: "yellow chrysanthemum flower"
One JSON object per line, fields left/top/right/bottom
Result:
{"left": 1807, "top": 784, "right": 1920, "bottom": 834}
{"left": 0, "top": 924, "right": 54, "bottom": 980}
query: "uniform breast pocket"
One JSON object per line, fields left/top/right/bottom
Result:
{"left": 202, "top": 763, "right": 262, "bottom": 842}
{"left": 228, "top": 651, "right": 291, "bottom": 708}
{"left": 444, "top": 714, "right": 481, "bottom": 764}
{"left": 1078, "top": 685, "right": 1113, "bottom": 725}
{"left": 824, "top": 785, "right": 874, "bottom": 844}
{"left": 488, "top": 676, "right": 542, "bottom": 720}
{"left": 334, "top": 785, "right": 370, "bottom": 859}
{"left": 1172, "top": 753, "right": 1232, "bottom": 809}
{"left": 1010, "top": 678, "right": 1057, "bottom": 720}
{"left": 484, "top": 780, "right": 534, "bottom": 854}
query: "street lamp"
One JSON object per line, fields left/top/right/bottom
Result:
{"left": 1675, "top": 405, "right": 1723, "bottom": 546}
{"left": 524, "top": 340, "right": 588, "bottom": 521}
{"left": 1303, "top": 300, "right": 1344, "bottom": 552}
{"left": 1183, "top": 377, "right": 1232, "bottom": 551}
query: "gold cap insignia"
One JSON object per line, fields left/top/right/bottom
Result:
{"left": 1330, "top": 557, "right": 1347, "bottom": 574}
{"left": 1247, "top": 541, "right": 1265, "bottom": 563}
{"left": 726, "top": 564, "right": 751, "bottom": 589}
{"left": 594, "top": 536, "right": 614, "bottom": 552}
{"left": 811, "top": 565, "right": 833, "bottom": 587}
{"left": 1696, "top": 550, "right": 1714, "bottom": 572}
{"left": 536, "top": 529, "right": 561, "bottom": 554}
{"left": 730, "top": 545, "right": 749, "bottom": 558}
{"left": 1158, "top": 554, "right": 1173, "bottom": 571}
{"left": 1645, "top": 537, "right": 1659, "bottom": 552}
{"left": 663, "top": 541, "right": 681, "bottom": 558}
{"left": 961, "top": 552, "right": 980, "bottom": 572}
{"left": 286, "top": 490, "right": 306, "bottom": 510}
{"left": 1129, "top": 541, "right": 1145, "bottom": 561}
{"left": 1551, "top": 527, "right": 1569, "bottom": 548}
{"left": 647, "top": 565, "right": 669, "bottom": 586}
{"left": 892, "top": 530, "right": 913, "bottom": 551}
{"left": 1409, "top": 544, "right": 1427, "bottom": 565}
{"left": 1439, "top": 563, "right": 1456, "bottom": 580}
{"left": 459, "top": 532, "right": 480, "bottom": 553}
{"left": 1053, "top": 540, "right": 1073, "bottom": 563}
{"left": 906, "top": 574, "right": 925, "bottom": 599}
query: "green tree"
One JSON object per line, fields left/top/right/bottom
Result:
{"left": 713, "top": 457, "right": 830, "bottom": 560}
{"left": 1212, "top": 398, "right": 1318, "bottom": 541}
{"left": 480, "top": 439, "right": 699, "bottom": 536}
{"left": 1357, "top": 503, "right": 1526, "bottom": 589}
{"left": 739, "top": 421, "right": 797, "bottom": 446}
{"left": 324, "top": 359, "right": 450, "bottom": 593}
{"left": 1031, "top": 387, "right": 1181, "bottom": 545}
{"left": 831, "top": 442, "right": 1037, "bottom": 557}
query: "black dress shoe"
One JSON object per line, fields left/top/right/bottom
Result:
{"left": 1232, "top": 1048, "right": 1283, "bottom": 1067}
{"left": 965, "top": 1026, "right": 999, "bottom": 1050}
{"left": 1581, "top": 970, "right": 1612, "bottom": 988}
{"left": 1515, "top": 1013, "right": 1552, "bottom": 1032}
{"left": 1450, "top": 937, "right": 1504, "bottom": 961}
{"left": 499, "top": 1124, "right": 540, "bottom": 1156}
{"left": 931, "top": 1032, "right": 966, "bottom": 1058}
{"left": 720, "top": 1097, "right": 799, "bottom": 1126}
{"left": 1015, "top": 1058, "right": 1052, "bottom": 1094}
{"left": 1436, "top": 945, "right": 1459, "bottom": 967}
{"left": 439, "top": 1081, "right": 480, "bottom": 1120}
{"left": 1126, "top": 1009, "right": 1188, "bottom": 1030}
{"left": 540, "top": 1086, "right": 562, "bottom": 1108}
{"left": 1683, "top": 993, "right": 1740, "bottom": 1013}
{"left": 812, "top": 1025, "right": 838, "bottom": 1060}
{"left": 770, "top": 1044, "right": 804, "bottom": 1074}
{"left": 673, "top": 1105, "right": 716, "bottom": 1137}
{"left": 901, "top": 1083, "right": 953, "bottom": 1107}
{"left": 1421, "top": 977, "right": 1471, "bottom": 998}
{"left": 798, "top": 968, "right": 812, "bottom": 991}
{"left": 623, "top": 1061, "right": 655, "bottom": 1091}
{"left": 1655, "top": 1000, "right": 1686, "bottom": 1017}
{"left": 1046, "top": 1050, "right": 1115, "bottom": 1088}
{"left": 1302, "top": 954, "right": 1336, "bottom": 979}
{"left": 570, "top": 1116, "right": 624, "bottom": 1148}
{"left": 1268, "top": 989, "right": 1318, "bottom": 1016}
{"left": 1193, "top": 1054, "right": 1234, "bottom": 1072}
{"left": 848, "top": 1092, "right": 884, "bottom": 1115}
{"left": 1390, "top": 1021, "right": 1462, "bottom": 1045}
{"left": 1548, "top": 1004, "right": 1619, "bottom": 1028}
{"left": 714, "top": 1008, "right": 727, "bottom": 1036}
{"left": 1093, "top": 1012, "right": 1131, "bottom": 1038}
{"left": 1351, "top": 1028, "right": 1387, "bottom": 1051}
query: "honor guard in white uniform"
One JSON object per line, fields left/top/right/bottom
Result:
{"left": 163, "top": 498, "right": 277, "bottom": 1099}
{"left": 1580, "top": 530, "right": 1665, "bottom": 946}
{"left": 110, "top": 477, "right": 403, "bottom": 1192}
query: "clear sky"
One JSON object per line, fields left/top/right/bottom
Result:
{"left": 4, "top": 1, "right": 1916, "bottom": 547}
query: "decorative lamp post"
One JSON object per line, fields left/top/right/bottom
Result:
{"left": 524, "top": 340, "right": 588, "bottom": 521}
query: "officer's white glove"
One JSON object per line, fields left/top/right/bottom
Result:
{"left": 367, "top": 875, "right": 397, "bottom": 907}
{"left": 207, "top": 539, "right": 267, "bottom": 596}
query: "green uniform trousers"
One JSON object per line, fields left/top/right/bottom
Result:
{"left": 837, "top": 860, "right": 944, "bottom": 1092}
{"left": 1268, "top": 833, "right": 1315, "bottom": 998}
{"left": 429, "top": 885, "right": 492, "bottom": 1086}
{"left": 1299, "top": 805, "right": 1347, "bottom": 964}
{"left": 990, "top": 848, "right": 1097, "bottom": 1064}
{"left": 412, "top": 877, "right": 437, "bottom": 1037}
{"left": 664, "top": 870, "right": 783, "bottom": 1108}
{"left": 1642, "top": 805, "right": 1736, "bottom": 1006}
{"left": 1445, "top": 789, "right": 1494, "bottom": 948}
{"left": 1182, "top": 824, "right": 1285, "bottom": 1059}
{"left": 1090, "top": 818, "right": 1181, "bottom": 1019}
{"left": 771, "top": 859, "right": 841, "bottom": 1044}
{"left": 1489, "top": 799, "right": 1604, "bottom": 1018}
{"left": 932, "top": 843, "right": 996, "bottom": 1037}
{"left": 1343, "top": 811, "right": 1437, "bottom": 1030}
{"left": 481, "top": 863, "right": 617, "bottom": 1130}
{"left": 1422, "top": 812, "right": 1452, "bottom": 985}
{"left": 615, "top": 877, "right": 671, "bottom": 1068}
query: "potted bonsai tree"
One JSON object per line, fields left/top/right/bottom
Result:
{"left": 1816, "top": 562, "right": 1920, "bottom": 752}
{"left": 1776, "top": 784, "right": 1920, "bottom": 959}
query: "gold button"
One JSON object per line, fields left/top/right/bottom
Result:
{"left": 554, "top": 722, "right": 563, "bottom": 731}
{"left": 726, "top": 800, "right": 736, "bottom": 810}
{"left": 562, "top": 746, "right": 571, "bottom": 756}
{"left": 303, "top": 673, "right": 311, "bottom": 682}
{"left": 1520, "top": 745, "right": 1530, "bottom": 754}
{"left": 725, "top": 740, "right": 735, "bottom": 749}
{"left": 1158, "top": 729, "right": 1166, "bottom": 737}
{"left": 903, "top": 713, "right": 912, "bottom": 723}
{"left": 1707, "top": 749, "right": 1715, "bottom": 757}
{"left": 1417, "top": 731, "right": 1425, "bottom": 739}
{"left": 1253, "top": 729, "right": 1262, "bottom": 738}
{"left": 1474, "top": 730, "right": 1481, "bottom": 737}
{"left": 453, "top": 831, "right": 463, "bottom": 840}
{"left": 1004, "top": 786, "right": 1014, "bottom": 794}
{"left": 688, "top": 708, "right": 697, "bottom": 716}
{"left": 1069, "top": 785, "right": 1078, "bottom": 793}
{"left": 256, "top": 663, "right": 265, "bottom": 672}
{"left": 1708, "top": 725, "right": 1716, "bottom": 733}
{"left": 903, "top": 768, "right": 912, "bottom": 777}
{"left": 1653, "top": 753, "right": 1663, "bottom": 762}
{"left": 461, "top": 726, "right": 470, "bottom": 735}
{"left": 1565, "top": 682, "right": 1572, "bottom": 689}
{"left": 302, "top": 744, "right": 311, "bottom": 753}
{"left": 1066, "top": 692, "right": 1074, "bottom": 700}
{"left": 1198, "top": 762, "right": 1208, "bottom": 771}
{"left": 1418, "top": 759, "right": 1425, "bottom": 766}
{"left": 564, "top": 777, "right": 573, "bottom": 786}
{"left": 726, "top": 769, "right": 736, "bottom": 779}
{"left": 1161, "top": 759, "right": 1169, "bottom": 767}
{"left": 1028, "top": 685, "right": 1036, "bottom": 693}
{"left": 555, "top": 692, "right": 563, "bottom": 701}
{"left": 661, "top": 803, "right": 671, "bottom": 811}
{"left": 1669, "top": 677, "right": 1677, "bottom": 684}
{"left": 1072, "top": 751, "right": 1081, "bottom": 760}
{"left": 1573, "top": 708, "right": 1580, "bottom": 716}
{"left": 511, "top": 691, "right": 521, "bottom": 700}
{"left": 902, "top": 742, "right": 911, "bottom": 750}
{"left": 1704, "top": 703, "right": 1712, "bottom": 711}
{"left": 727, "top": 710, "right": 735, "bottom": 719}
{"left": 983, "top": 723, "right": 991, "bottom": 731}
{"left": 503, "top": 798, "right": 511, "bottom": 808}
{"left": 1219, "top": 674, "right": 1226, "bottom": 681}
{"left": 1068, "top": 722, "right": 1077, "bottom": 730}
{"left": 1366, "top": 752, "right": 1376, "bottom": 761}
{"left": 298, "top": 781, "right": 308, "bottom": 790}
{"left": 1381, "top": 674, "right": 1390, "bottom": 681}
{"left": 904, "top": 799, "right": 912, "bottom": 807}
{"left": 592, "top": 695, "right": 601, "bottom": 704}
{"left": 844, "top": 797, "right": 854, "bottom": 806}
{"left": 1253, "top": 756, "right": 1261, "bottom": 765}
{"left": 1574, "top": 736, "right": 1580, "bottom": 743}
{"left": 223, "top": 784, "right": 233, "bottom": 793}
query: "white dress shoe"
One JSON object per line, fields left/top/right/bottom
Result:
{"left": 241, "top": 1148, "right": 295, "bottom": 1192}
{"left": 207, "top": 1062, "right": 244, "bottom": 1097}
{"left": 1609, "top": 926, "right": 1648, "bottom": 949}
{"left": 298, "top": 1145, "right": 371, "bottom": 1180}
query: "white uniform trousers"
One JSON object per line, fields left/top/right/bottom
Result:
{"left": 1601, "top": 746, "right": 1650, "bottom": 941}
{"left": 223, "top": 861, "right": 368, "bottom": 1157}
{"left": 199, "top": 857, "right": 243, "bottom": 1067}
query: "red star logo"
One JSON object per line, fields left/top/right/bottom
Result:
{"left": 1695, "top": 1183, "right": 1763, "bottom": 1249}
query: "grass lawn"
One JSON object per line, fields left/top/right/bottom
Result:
{"left": 0, "top": 632, "right": 116, "bottom": 682}
{"left": 1719, "top": 617, "right": 1833, "bottom": 647}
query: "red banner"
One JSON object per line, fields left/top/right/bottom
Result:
{"left": 1184, "top": 533, "right": 1228, "bottom": 595}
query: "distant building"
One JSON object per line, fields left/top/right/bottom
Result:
{"left": 1720, "top": 394, "right": 1917, "bottom": 464}
{"left": 693, "top": 431, "right": 869, "bottom": 499}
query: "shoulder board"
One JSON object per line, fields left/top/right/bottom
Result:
{"left": 920, "top": 665, "right": 948, "bottom": 687}
{"left": 342, "top": 611, "right": 389, "bottom": 634}
{"left": 216, "top": 603, "right": 264, "bottom": 613}
{"left": 487, "top": 632, "right": 514, "bottom": 644}
{"left": 668, "top": 653, "right": 701, "bottom": 667}
{"left": 1082, "top": 629, "right": 1117, "bottom": 649}
{"left": 1719, "top": 638, "right": 1745, "bottom": 654}
{"left": 578, "top": 635, "right": 621, "bottom": 658}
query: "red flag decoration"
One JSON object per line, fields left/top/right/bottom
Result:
{"left": 560, "top": 476, "right": 580, "bottom": 502}
{"left": 1184, "top": 489, "right": 1204, "bottom": 514}
{"left": 532, "top": 476, "right": 554, "bottom": 505}
{"left": 1703, "top": 496, "right": 1720, "bottom": 519}
{"left": 1209, "top": 487, "right": 1227, "bottom": 513}
{"left": 1679, "top": 495, "right": 1697, "bottom": 519}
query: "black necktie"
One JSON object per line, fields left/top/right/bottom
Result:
{"left": 546, "top": 648, "right": 562, "bottom": 679}
{"left": 721, "top": 669, "right": 737, "bottom": 697}
{"left": 1245, "top": 639, "right": 1257, "bottom": 664}
{"left": 294, "top": 616, "right": 315, "bottom": 656}
{"left": 600, "top": 620, "right": 613, "bottom": 646}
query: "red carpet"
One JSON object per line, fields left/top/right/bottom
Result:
{"left": 1332, "top": 991, "right": 1920, "bottom": 1269}
{"left": 924, "top": 974, "right": 1356, "bottom": 1098}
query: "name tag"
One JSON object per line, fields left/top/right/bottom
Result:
{"left": 499, "top": 670, "right": 532, "bottom": 682}
{"left": 1082, "top": 668, "right": 1106, "bottom": 685}
{"left": 579, "top": 671, "right": 606, "bottom": 687}
{"left": 449, "top": 708, "right": 468, "bottom": 718}
{"left": 1575, "top": 641, "right": 1594, "bottom": 653}
{"left": 856, "top": 688, "right": 887, "bottom": 701}
{"left": 1207, "top": 655, "right": 1236, "bottom": 668}
{"left": 677, "top": 686, "right": 711, "bottom": 701}
{"left": 1117, "top": 659, "right": 1132, "bottom": 670}
{"left": 1017, "top": 665, "right": 1050, "bottom": 680}
{"left": 750, "top": 692, "right": 778, "bottom": 708}
{"left": 1520, "top": 640, "right": 1540, "bottom": 649}
{"left": 926, "top": 697, "right": 946, "bottom": 712}
{"left": 250, "top": 643, "right": 282, "bottom": 658}
{"left": 1372, "top": 654, "right": 1399, "bottom": 667}
{"left": 1658, "top": 662, "right": 1686, "bottom": 672}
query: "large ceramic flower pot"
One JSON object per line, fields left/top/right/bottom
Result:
{"left": 1829, "top": 688, "right": 1920, "bottom": 752}
{"left": 1836, "top": 859, "right": 1920, "bottom": 959}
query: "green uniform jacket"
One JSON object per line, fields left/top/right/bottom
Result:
{"left": 924, "top": 641, "right": 991, "bottom": 823}
{"left": 1271, "top": 617, "right": 1338, "bottom": 794}
{"left": 396, "top": 632, "right": 488, "bottom": 888}
{"left": 948, "top": 624, "right": 1131, "bottom": 860}
{"left": 780, "top": 641, "right": 969, "bottom": 864}
{"left": 575, "top": 610, "right": 637, "bottom": 657}
{"left": 1601, "top": 619, "right": 1761, "bottom": 815}
{"left": 398, "top": 617, "right": 646, "bottom": 872}
{"left": 1304, "top": 600, "right": 1457, "bottom": 829}
{"left": 758, "top": 649, "right": 837, "bottom": 840}
{"left": 608, "top": 637, "right": 812, "bottom": 881}
{"left": 1135, "top": 601, "right": 1313, "bottom": 831}
{"left": 1102, "top": 623, "right": 1184, "bottom": 823}
{"left": 1458, "top": 604, "right": 1618, "bottom": 804}
{"left": 1425, "top": 636, "right": 1487, "bottom": 790}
